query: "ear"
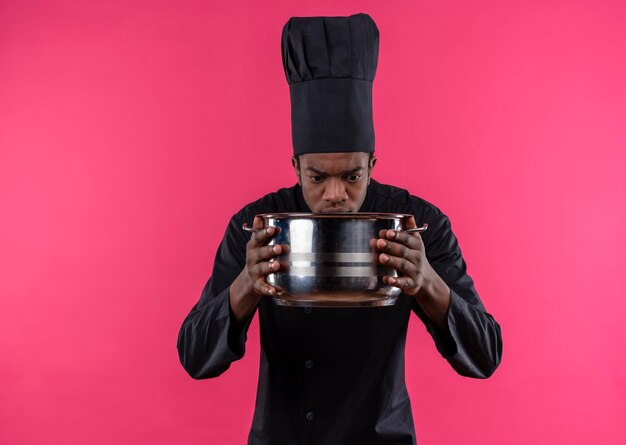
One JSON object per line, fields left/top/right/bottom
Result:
{"left": 292, "top": 156, "right": 301, "bottom": 185}
{"left": 368, "top": 155, "right": 377, "bottom": 184}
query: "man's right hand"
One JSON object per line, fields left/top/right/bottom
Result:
{"left": 229, "top": 216, "right": 288, "bottom": 322}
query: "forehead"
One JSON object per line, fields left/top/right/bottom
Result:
{"left": 299, "top": 152, "right": 369, "bottom": 172}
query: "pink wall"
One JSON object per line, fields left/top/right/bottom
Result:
{"left": 1, "top": 1, "right": 625, "bottom": 443}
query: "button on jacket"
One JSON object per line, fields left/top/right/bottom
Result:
{"left": 177, "top": 179, "right": 503, "bottom": 445}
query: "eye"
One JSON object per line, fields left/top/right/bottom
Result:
{"left": 344, "top": 175, "right": 361, "bottom": 183}
{"left": 309, "top": 175, "right": 323, "bottom": 183}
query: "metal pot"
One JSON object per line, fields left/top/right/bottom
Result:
{"left": 243, "top": 213, "right": 428, "bottom": 307}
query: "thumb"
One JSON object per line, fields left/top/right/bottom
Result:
{"left": 253, "top": 215, "right": 265, "bottom": 230}
{"left": 405, "top": 215, "right": 417, "bottom": 230}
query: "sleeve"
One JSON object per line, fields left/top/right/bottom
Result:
{"left": 412, "top": 212, "right": 503, "bottom": 379}
{"left": 177, "top": 213, "right": 256, "bottom": 379}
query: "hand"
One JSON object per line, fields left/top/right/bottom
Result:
{"left": 370, "top": 216, "right": 434, "bottom": 296}
{"left": 371, "top": 216, "right": 452, "bottom": 330}
{"left": 242, "top": 215, "right": 290, "bottom": 297}
{"left": 230, "top": 216, "right": 290, "bottom": 323}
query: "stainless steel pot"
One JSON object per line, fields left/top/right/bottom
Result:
{"left": 243, "top": 213, "right": 428, "bottom": 307}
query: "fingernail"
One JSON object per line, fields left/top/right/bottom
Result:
{"left": 388, "top": 277, "right": 396, "bottom": 285}
{"left": 266, "top": 227, "right": 274, "bottom": 234}
{"left": 272, "top": 245, "right": 280, "bottom": 254}
{"left": 380, "top": 254, "right": 389, "bottom": 263}
{"left": 378, "top": 240, "right": 387, "bottom": 248}
{"left": 388, "top": 231, "right": 396, "bottom": 239}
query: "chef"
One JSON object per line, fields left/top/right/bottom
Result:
{"left": 178, "top": 13, "right": 502, "bottom": 445}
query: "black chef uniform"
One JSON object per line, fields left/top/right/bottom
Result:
{"left": 178, "top": 13, "right": 502, "bottom": 445}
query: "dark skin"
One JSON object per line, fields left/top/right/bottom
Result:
{"left": 229, "top": 152, "right": 451, "bottom": 332}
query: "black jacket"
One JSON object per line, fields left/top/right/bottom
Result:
{"left": 177, "top": 179, "right": 502, "bottom": 445}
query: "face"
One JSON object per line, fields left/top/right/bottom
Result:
{"left": 292, "top": 152, "right": 377, "bottom": 213}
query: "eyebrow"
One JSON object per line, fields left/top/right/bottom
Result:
{"left": 306, "top": 166, "right": 364, "bottom": 175}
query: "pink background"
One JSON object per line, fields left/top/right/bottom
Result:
{"left": 1, "top": 0, "right": 625, "bottom": 444}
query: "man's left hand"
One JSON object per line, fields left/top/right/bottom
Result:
{"left": 370, "top": 216, "right": 436, "bottom": 298}
{"left": 371, "top": 215, "right": 452, "bottom": 330}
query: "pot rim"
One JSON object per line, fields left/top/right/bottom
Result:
{"left": 258, "top": 212, "right": 413, "bottom": 220}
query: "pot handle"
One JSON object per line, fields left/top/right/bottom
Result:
{"left": 404, "top": 224, "right": 428, "bottom": 233}
{"left": 242, "top": 223, "right": 276, "bottom": 233}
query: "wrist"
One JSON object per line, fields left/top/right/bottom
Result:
{"left": 417, "top": 267, "right": 449, "bottom": 302}
{"left": 414, "top": 269, "right": 451, "bottom": 332}
{"left": 229, "top": 271, "right": 260, "bottom": 323}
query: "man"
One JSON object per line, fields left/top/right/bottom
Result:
{"left": 178, "top": 13, "right": 502, "bottom": 445}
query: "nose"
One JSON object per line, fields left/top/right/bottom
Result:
{"left": 322, "top": 178, "right": 348, "bottom": 204}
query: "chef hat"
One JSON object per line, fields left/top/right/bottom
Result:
{"left": 281, "top": 13, "right": 379, "bottom": 155}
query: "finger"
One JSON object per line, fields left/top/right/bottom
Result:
{"left": 384, "top": 276, "right": 418, "bottom": 295}
{"left": 253, "top": 244, "right": 283, "bottom": 263}
{"left": 375, "top": 238, "right": 419, "bottom": 260}
{"left": 251, "top": 224, "right": 281, "bottom": 247}
{"left": 253, "top": 215, "right": 265, "bottom": 230}
{"left": 405, "top": 215, "right": 417, "bottom": 230}
{"left": 378, "top": 227, "right": 419, "bottom": 248}
{"left": 403, "top": 216, "right": 425, "bottom": 244}
{"left": 384, "top": 229, "right": 421, "bottom": 250}
{"left": 255, "top": 257, "right": 281, "bottom": 275}
{"left": 255, "top": 278, "right": 278, "bottom": 296}
{"left": 247, "top": 243, "right": 288, "bottom": 268}
{"left": 378, "top": 253, "right": 416, "bottom": 275}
